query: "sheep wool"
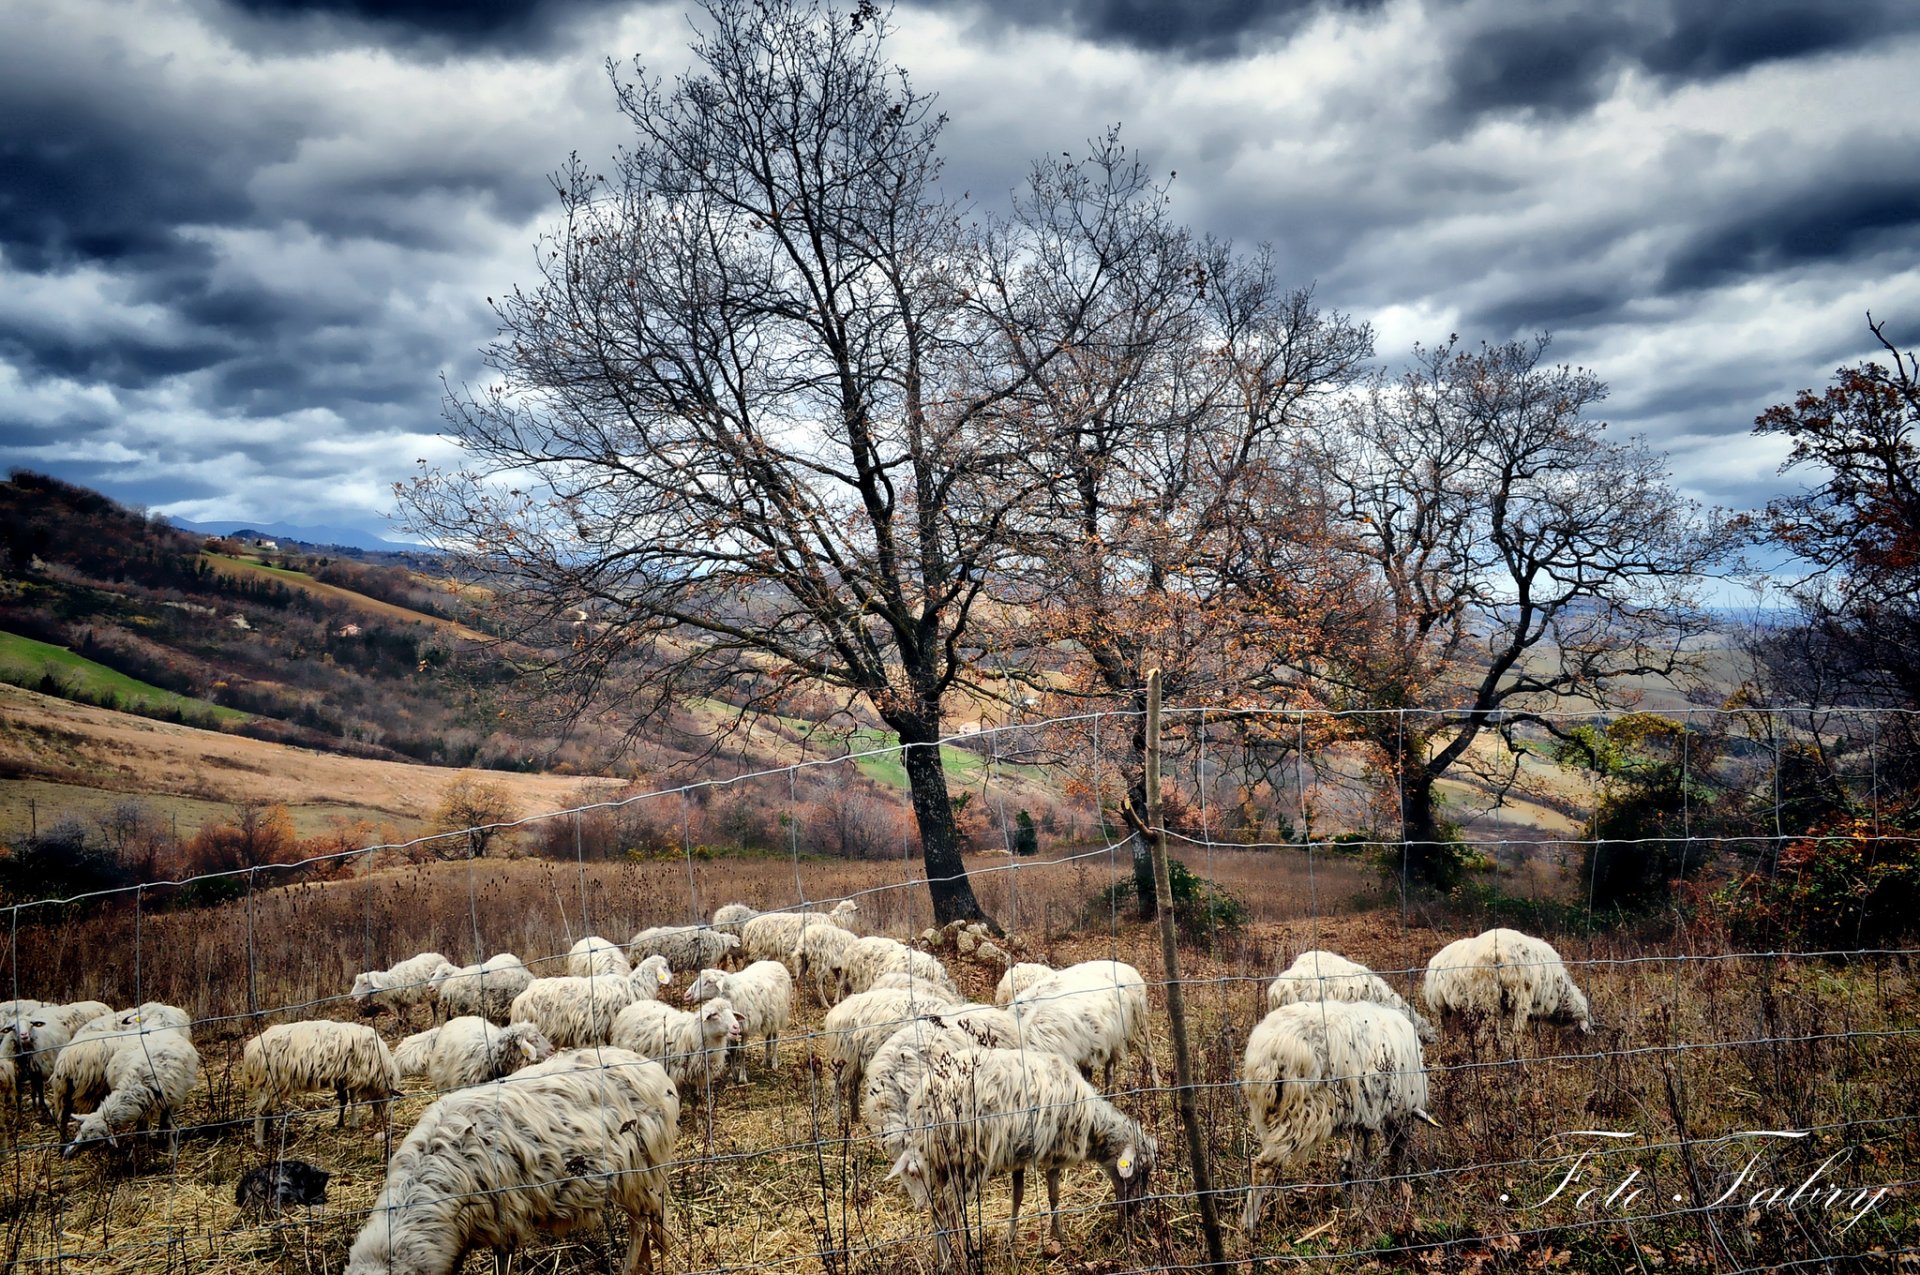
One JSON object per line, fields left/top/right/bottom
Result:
{"left": 1423, "top": 928, "right": 1592, "bottom": 1037}
{"left": 860, "top": 1005, "right": 1021, "bottom": 1156}
{"left": 49, "top": 1003, "right": 190, "bottom": 1136}
{"left": 822, "top": 988, "right": 937, "bottom": 1114}
{"left": 684, "top": 962, "right": 792, "bottom": 1081}
{"left": 1240, "top": 1000, "right": 1433, "bottom": 1229}
{"left": 509, "top": 976, "right": 636, "bottom": 1050}
{"left": 421, "top": 1017, "right": 555, "bottom": 1092}
{"left": 610, "top": 996, "right": 743, "bottom": 1101}
{"left": 710, "top": 902, "right": 760, "bottom": 935}
{"left": 13, "top": 1000, "right": 112, "bottom": 1116}
{"left": 889, "top": 1046, "right": 1155, "bottom": 1259}
{"left": 1267, "top": 950, "right": 1438, "bottom": 1044}
{"left": 792, "top": 922, "right": 860, "bottom": 1006}
{"left": 0, "top": 999, "right": 43, "bottom": 1107}
{"left": 629, "top": 925, "right": 741, "bottom": 973}
{"left": 836, "top": 937, "right": 959, "bottom": 1002}
{"left": 1010, "top": 960, "right": 1153, "bottom": 1089}
{"left": 994, "top": 963, "right": 1055, "bottom": 1006}
{"left": 567, "top": 936, "right": 631, "bottom": 980}
{"left": 241, "top": 1020, "right": 402, "bottom": 1148}
{"left": 393, "top": 1028, "right": 438, "bottom": 1079}
{"left": 343, "top": 1047, "right": 679, "bottom": 1275}
{"left": 352, "top": 952, "right": 453, "bottom": 1019}
{"left": 627, "top": 955, "right": 676, "bottom": 1004}
{"left": 67, "top": 1029, "right": 202, "bottom": 1156}
{"left": 429, "top": 953, "right": 533, "bottom": 1023}
{"left": 738, "top": 900, "right": 859, "bottom": 969}
{"left": 868, "top": 972, "right": 963, "bottom": 1005}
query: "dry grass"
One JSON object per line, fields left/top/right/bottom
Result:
{"left": 1, "top": 852, "right": 1914, "bottom": 1274}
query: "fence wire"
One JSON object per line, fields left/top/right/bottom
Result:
{"left": 0, "top": 702, "right": 1914, "bottom": 1273}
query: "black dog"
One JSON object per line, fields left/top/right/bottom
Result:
{"left": 234, "top": 1160, "right": 332, "bottom": 1215}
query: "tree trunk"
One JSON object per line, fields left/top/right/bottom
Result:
{"left": 1127, "top": 690, "right": 1157, "bottom": 921}
{"left": 1395, "top": 746, "right": 1459, "bottom": 890}
{"left": 895, "top": 718, "right": 995, "bottom": 928}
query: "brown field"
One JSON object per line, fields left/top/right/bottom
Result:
{"left": 199, "top": 554, "right": 492, "bottom": 643}
{"left": 1, "top": 850, "right": 1913, "bottom": 1274}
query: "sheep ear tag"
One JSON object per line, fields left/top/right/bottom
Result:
{"left": 1117, "top": 1147, "right": 1137, "bottom": 1179}
{"left": 657, "top": 968, "right": 672, "bottom": 986}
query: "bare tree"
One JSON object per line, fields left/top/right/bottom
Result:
{"left": 398, "top": 0, "right": 1164, "bottom": 923}
{"left": 1309, "top": 336, "right": 1732, "bottom": 887}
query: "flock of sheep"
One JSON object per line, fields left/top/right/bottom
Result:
{"left": 0, "top": 904, "right": 1593, "bottom": 1273}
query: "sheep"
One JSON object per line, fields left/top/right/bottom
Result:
{"left": 428, "top": 953, "right": 533, "bottom": 1023}
{"left": 836, "top": 936, "right": 960, "bottom": 1002}
{"left": 629, "top": 925, "right": 741, "bottom": 973}
{"left": 610, "top": 996, "right": 743, "bottom": 1102}
{"left": 887, "top": 1045, "right": 1155, "bottom": 1260}
{"left": 684, "top": 961, "right": 792, "bottom": 1082}
{"left": 10, "top": 999, "right": 111, "bottom": 1117}
{"left": 860, "top": 1005, "right": 1021, "bottom": 1156}
{"left": 1240, "top": 1000, "right": 1436, "bottom": 1229}
{"left": 66, "top": 1028, "right": 202, "bottom": 1156}
{"left": 823, "top": 986, "right": 974, "bottom": 1115}
{"left": 1010, "top": 960, "right": 1153, "bottom": 1089}
{"left": 627, "top": 955, "right": 675, "bottom": 1003}
{"left": 407, "top": 1017, "right": 556, "bottom": 1092}
{"left": 241, "top": 1020, "right": 402, "bottom": 1149}
{"left": 343, "top": 1047, "right": 678, "bottom": 1275}
{"left": 48, "top": 1003, "right": 191, "bottom": 1136}
{"left": 567, "top": 935, "right": 632, "bottom": 980}
{"left": 711, "top": 902, "right": 760, "bottom": 934}
{"left": 509, "top": 976, "right": 636, "bottom": 1049}
{"left": 1268, "top": 950, "right": 1437, "bottom": 1045}
{"left": 738, "top": 900, "right": 859, "bottom": 969}
{"left": 792, "top": 922, "right": 861, "bottom": 1006}
{"left": 352, "top": 952, "right": 452, "bottom": 1021}
{"left": 868, "top": 972, "right": 963, "bottom": 1004}
{"left": 1422, "top": 928, "right": 1592, "bottom": 1040}
{"left": 0, "top": 999, "right": 43, "bottom": 1108}
{"left": 393, "top": 1028, "right": 438, "bottom": 1079}
{"left": 995, "top": 963, "right": 1055, "bottom": 1006}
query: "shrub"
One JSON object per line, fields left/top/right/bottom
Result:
{"left": 1712, "top": 812, "right": 1920, "bottom": 951}
{"left": 1085, "top": 858, "right": 1247, "bottom": 946}
{"left": 1013, "top": 809, "right": 1039, "bottom": 857}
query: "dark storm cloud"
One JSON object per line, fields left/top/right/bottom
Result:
{"left": 1640, "top": 0, "right": 1916, "bottom": 80}
{"left": 954, "top": 0, "right": 1385, "bottom": 60}
{"left": 1662, "top": 174, "right": 1920, "bottom": 293}
{"left": 219, "top": 0, "right": 627, "bottom": 51}
{"left": 1442, "top": 14, "right": 1634, "bottom": 121}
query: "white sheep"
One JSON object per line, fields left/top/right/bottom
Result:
{"left": 65, "top": 1028, "right": 201, "bottom": 1157}
{"left": 10, "top": 999, "right": 111, "bottom": 1117}
{"left": 738, "top": 900, "right": 859, "bottom": 970}
{"left": 684, "top": 962, "right": 792, "bottom": 1082}
{"left": 610, "top": 996, "right": 743, "bottom": 1103}
{"left": 627, "top": 955, "right": 676, "bottom": 1003}
{"left": 1268, "top": 950, "right": 1437, "bottom": 1045}
{"left": 888, "top": 1045, "right": 1155, "bottom": 1260}
{"left": 868, "top": 972, "right": 963, "bottom": 1004}
{"left": 792, "top": 923, "right": 862, "bottom": 1006}
{"left": 1010, "top": 960, "right": 1153, "bottom": 1089}
{"left": 401, "top": 1017, "right": 556, "bottom": 1092}
{"left": 629, "top": 925, "right": 740, "bottom": 972}
{"left": 48, "top": 1003, "right": 190, "bottom": 1136}
{"left": 567, "top": 935, "right": 631, "bottom": 980}
{"left": 836, "top": 937, "right": 959, "bottom": 1002}
{"left": 241, "top": 1020, "right": 402, "bottom": 1149}
{"left": 1240, "top": 1000, "right": 1436, "bottom": 1228}
{"left": 509, "top": 976, "right": 636, "bottom": 1049}
{"left": 861, "top": 1005, "right": 1022, "bottom": 1156}
{"left": 994, "top": 963, "right": 1054, "bottom": 1006}
{"left": 343, "top": 1047, "right": 678, "bottom": 1275}
{"left": 1422, "top": 928, "right": 1592, "bottom": 1039}
{"left": 823, "top": 986, "right": 971, "bottom": 1115}
{"left": 711, "top": 902, "right": 760, "bottom": 934}
{"left": 352, "top": 952, "right": 452, "bottom": 1021}
{"left": 429, "top": 952, "right": 533, "bottom": 1023}
{"left": 0, "top": 998, "right": 43, "bottom": 1109}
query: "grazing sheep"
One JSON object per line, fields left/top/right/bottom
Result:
{"left": 352, "top": 952, "right": 452, "bottom": 1021}
{"left": 236, "top": 1159, "right": 332, "bottom": 1216}
{"left": 1240, "top": 1000, "right": 1435, "bottom": 1229}
{"left": 393, "top": 1028, "right": 437, "bottom": 1079}
{"left": 823, "top": 986, "right": 973, "bottom": 1115}
{"left": 836, "top": 937, "right": 959, "bottom": 1002}
{"left": 861, "top": 1006, "right": 1022, "bottom": 1155}
{"left": 1423, "top": 928, "right": 1592, "bottom": 1039}
{"left": 711, "top": 902, "right": 760, "bottom": 935}
{"left": 1010, "top": 960, "right": 1153, "bottom": 1089}
{"left": 1268, "top": 950, "right": 1437, "bottom": 1045}
{"left": 49, "top": 1003, "right": 190, "bottom": 1136}
{"left": 509, "top": 976, "right": 636, "bottom": 1050}
{"left": 684, "top": 962, "right": 792, "bottom": 1081}
{"left": 995, "top": 963, "right": 1054, "bottom": 1006}
{"left": 241, "top": 1020, "right": 402, "bottom": 1148}
{"left": 627, "top": 955, "right": 675, "bottom": 1003}
{"left": 342, "top": 1047, "right": 679, "bottom": 1275}
{"left": 888, "top": 1046, "right": 1155, "bottom": 1260}
{"left": 792, "top": 923, "right": 861, "bottom": 1006}
{"left": 610, "top": 996, "right": 743, "bottom": 1102}
{"left": 567, "top": 935, "right": 631, "bottom": 980}
{"left": 429, "top": 953, "right": 533, "bottom": 1023}
{"left": 738, "top": 900, "right": 859, "bottom": 969}
{"left": 410, "top": 1018, "right": 555, "bottom": 1092}
{"left": 629, "top": 925, "right": 741, "bottom": 973}
{"left": 66, "top": 1028, "right": 202, "bottom": 1156}
{"left": 868, "top": 972, "right": 963, "bottom": 1004}
{"left": 10, "top": 1000, "right": 111, "bottom": 1117}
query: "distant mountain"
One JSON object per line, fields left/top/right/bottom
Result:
{"left": 167, "top": 517, "right": 425, "bottom": 553}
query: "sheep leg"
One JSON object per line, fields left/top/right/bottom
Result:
{"left": 335, "top": 1084, "right": 350, "bottom": 1128}
{"left": 491, "top": 1248, "right": 511, "bottom": 1275}
{"left": 1242, "top": 1159, "right": 1270, "bottom": 1231}
{"left": 1046, "top": 1167, "right": 1064, "bottom": 1242}
{"left": 1009, "top": 1168, "right": 1024, "bottom": 1257}
{"left": 763, "top": 1031, "right": 777, "bottom": 1070}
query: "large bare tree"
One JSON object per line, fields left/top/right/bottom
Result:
{"left": 1309, "top": 337, "right": 1732, "bottom": 887}
{"left": 398, "top": 0, "right": 1167, "bottom": 924}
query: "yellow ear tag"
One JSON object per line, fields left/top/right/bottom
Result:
{"left": 657, "top": 968, "right": 672, "bottom": 986}
{"left": 1118, "top": 1155, "right": 1133, "bottom": 1176}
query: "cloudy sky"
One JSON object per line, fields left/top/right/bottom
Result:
{"left": 3, "top": 0, "right": 1916, "bottom": 544}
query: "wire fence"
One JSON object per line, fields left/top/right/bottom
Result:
{"left": 0, "top": 702, "right": 1914, "bottom": 1273}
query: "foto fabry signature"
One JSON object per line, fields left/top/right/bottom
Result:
{"left": 1504, "top": 1130, "right": 1893, "bottom": 1232}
